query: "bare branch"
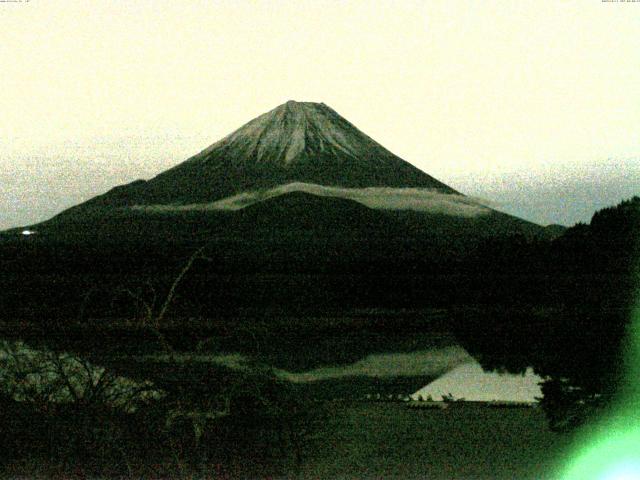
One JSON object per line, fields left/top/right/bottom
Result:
{"left": 156, "top": 245, "right": 209, "bottom": 326}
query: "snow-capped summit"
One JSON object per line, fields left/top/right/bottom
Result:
{"left": 76, "top": 101, "right": 457, "bottom": 210}
{"left": 190, "top": 100, "right": 450, "bottom": 182}
{"left": 20, "top": 100, "right": 556, "bottom": 245}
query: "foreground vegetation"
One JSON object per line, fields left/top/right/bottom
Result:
{"left": 0, "top": 352, "right": 323, "bottom": 479}
{"left": 0, "top": 197, "right": 637, "bottom": 477}
{"left": 0, "top": 397, "right": 575, "bottom": 479}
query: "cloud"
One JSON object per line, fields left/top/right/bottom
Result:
{"left": 133, "top": 182, "right": 492, "bottom": 217}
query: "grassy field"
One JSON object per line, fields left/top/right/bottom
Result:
{"left": 297, "top": 401, "right": 575, "bottom": 480}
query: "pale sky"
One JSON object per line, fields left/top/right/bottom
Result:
{"left": 1, "top": 0, "right": 639, "bottom": 230}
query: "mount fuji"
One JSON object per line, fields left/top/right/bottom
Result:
{"left": 77, "top": 100, "right": 456, "bottom": 209}
{"left": 0, "top": 101, "right": 565, "bottom": 394}
{"left": 13, "top": 100, "right": 553, "bottom": 245}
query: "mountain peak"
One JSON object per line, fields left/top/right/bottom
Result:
{"left": 276, "top": 100, "right": 332, "bottom": 119}
{"left": 187, "top": 100, "right": 444, "bottom": 178}
{"left": 271, "top": 99, "right": 335, "bottom": 120}
{"left": 283, "top": 99, "right": 320, "bottom": 106}
{"left": 65, "top": 102, "right": 458, "bottom": 210}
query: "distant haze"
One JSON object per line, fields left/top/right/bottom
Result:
{"left": 1, "top": 1, "right": 638, "bottom": 230}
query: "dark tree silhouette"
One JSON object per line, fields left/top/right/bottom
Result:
{"left": 453, "top": 197, "right": 639, "bottom": 430}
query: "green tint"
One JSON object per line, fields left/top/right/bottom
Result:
{"left": 624, "top": 306, "right": 640, "bottom": 397}
{"left": 558, "top": 302, "right": 640, "bottom": 479}
{"left": 559, "top": 424, "right": 640, "bottom": 479}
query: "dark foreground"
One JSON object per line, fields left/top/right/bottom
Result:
{"left": 299, "top": 402, "right": 574, "bottom": 480}
{"left": 1, "top": 399, "right": 575, "bottom": 479}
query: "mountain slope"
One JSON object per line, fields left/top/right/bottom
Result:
{"left": 3, "top": 100, "right": 560, "bottom": 247}
{"left": 61, "top": 101, "right": 456, "bottom": 213}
